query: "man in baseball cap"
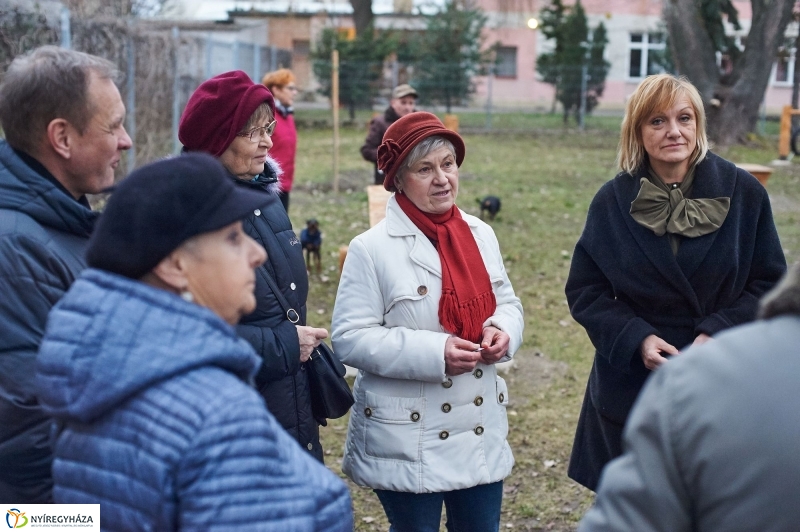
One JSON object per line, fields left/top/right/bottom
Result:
{"left": 360, "top": 84, "right": 418, "bottom": 184}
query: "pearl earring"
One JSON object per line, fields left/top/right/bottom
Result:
{"left": 181, "top": 290, "right": 194, "bottom": 302}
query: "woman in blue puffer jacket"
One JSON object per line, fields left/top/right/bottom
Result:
{"left": 34, "top": 154, "right": 353, "bottom": 532}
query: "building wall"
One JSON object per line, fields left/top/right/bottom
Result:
{"left": 263, "top": 15, "right": 314, "bottom": 89}
{"left": 472, "top": 0, "right": 792, "bottom": 111}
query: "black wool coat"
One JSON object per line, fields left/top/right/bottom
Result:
{"left": 233, "top": 166, "right": 322, "bottom": 462}
{"left": 565, "top": 152, "right": 787, "bottom": 490}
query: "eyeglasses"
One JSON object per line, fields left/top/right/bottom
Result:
{"left": 237, "top": 120, "right": 277, "bottom": 142}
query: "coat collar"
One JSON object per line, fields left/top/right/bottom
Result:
{"left": 0, "top": 141, "right": 97, "bottom": 237}
{"left": 385, "top": 194, "right": 483, "bottom": 278}
{"left": 613, "top": 152, "right": 737, "bottom": 312}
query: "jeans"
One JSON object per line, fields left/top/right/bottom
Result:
{"left": 374, "top": 481, "right": 503, "bottom": 532}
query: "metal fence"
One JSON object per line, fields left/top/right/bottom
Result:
{"left": 59, "top": 9, "right": 291, "bottom": 172}
{"left": 311, "top": 58, "right": 607, "bottom": 129}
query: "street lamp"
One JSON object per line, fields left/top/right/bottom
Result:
{"left": 527, "top": 17, "right": 539, "bottom": 30}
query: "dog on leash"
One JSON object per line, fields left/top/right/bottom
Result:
{"left": 300, "top": 219, "right": 322, "bottom": 274}
{"left": 477, "top": 196, "right": 501, "bottom": 221}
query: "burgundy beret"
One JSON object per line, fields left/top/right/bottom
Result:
{"left": 378, "top": 111, "right": 465, "bottom": 192}
{"left": 179, "top": 70, "right": 275, "bottom": 157}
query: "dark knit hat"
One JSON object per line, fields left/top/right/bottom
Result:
{"left": 87, "top": 153, "right": 275, "bottom": 279}
{"left": 377, "top": 111, "right": 465, "bottom": 191}
{"left": 179, "top": 70, "right": 275, "bottom": 157}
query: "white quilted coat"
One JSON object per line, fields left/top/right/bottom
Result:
{"left": 331, "top": 195, "right": 524, "bottom": 493}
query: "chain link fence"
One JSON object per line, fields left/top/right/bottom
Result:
{"left": 2, "top": 7, "right": 292, "bottom": 172}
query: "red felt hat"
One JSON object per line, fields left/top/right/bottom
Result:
{"left": 378, "top": 111, "right": 466, "bottom": 191}
{"left": 179, "top": 70, "right": 275, "bottom": 158}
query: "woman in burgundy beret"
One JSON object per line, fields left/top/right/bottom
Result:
{"left": 179, "top": 71, "right": 329, "bottom": 463}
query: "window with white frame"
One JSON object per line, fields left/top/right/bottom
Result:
{"left": 628, "top": 33, "right": 666, "bottom": 79}
{"left": 773, "top": 37, "right": 795, "bottom": 85}
{"left": 495, "top": 46, "right": 517, "bottom": 78}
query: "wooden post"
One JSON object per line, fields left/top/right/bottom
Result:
{"left": 443, "top": 114, "right": 459, "bottom": 133}
{"left": 779, "top": 105, "right": 792, "bottom": 160}
{"left": 332, "top": 49, "right": 340, "bottom": 193}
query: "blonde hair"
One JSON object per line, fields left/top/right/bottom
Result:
{"left": 617, "top": 74, "right": 708, "bottom": 174}
{"left": 261, "top": 69, "right": 295, "bottom": 91}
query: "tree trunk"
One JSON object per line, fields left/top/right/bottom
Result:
{"left": 793, "top": 31, "right": 800, "bottom": 110}
{"left": 664, "top": 0, "right": 794, "bottom": 147}
{"left": 349, "top": 0, "right": 374, "bottom": 36}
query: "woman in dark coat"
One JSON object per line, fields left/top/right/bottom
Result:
{"left": 566, "top": 74, "right": 787, "bottom": 491}
{"left": 178, "top": 71, "right": 328, "bottom": 461}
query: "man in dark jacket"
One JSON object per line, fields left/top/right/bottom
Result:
{"left": 360, "top": 84, "right": 417, "bottom": 184}
{"left": 0, "top": 45, "right": 132, "bottom": 502}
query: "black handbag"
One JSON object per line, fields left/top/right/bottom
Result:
{"left": 306, "top": 342, "right": 355, "bottom": 426}
{"left": 257, "top": 266, "right": 354, "bottom": 426}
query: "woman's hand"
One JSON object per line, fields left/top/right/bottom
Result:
{"left": 444, "top": 336, "right": 482, "bottom": 376}
{"left": 479, "top": 326, "right": 510, "bottom": 365}
{"left": 692, "top": 333, "right": 712, "bottom": 346}
{"left": 296, "top": 325, "right": 328, "bottom": 363}
{"left": 640, "top": 334, "right": 679, "bottom": 371}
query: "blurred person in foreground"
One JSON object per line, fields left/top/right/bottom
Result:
{"left": 34, "top": 154, "right": 353, "bottom": 531}
{"left": 179, "top": 71, "right": 328, "bottom": 460}
{"left": 262, "top": 68, "right": 299, "bottom": 212}
{"left": 332, "top": 112, "right": 524, "bottom": 531}
{"left": 361, "top": 83, "right": 417, "bottom": 184}
{"left": 0, "top": 45, "right": 131, "bottom": 502}
{"left": 580, "top": 262, "right": 800, "bottom": 532}
{"left": 565, "top": 73, "right": 786, "bottom": 492}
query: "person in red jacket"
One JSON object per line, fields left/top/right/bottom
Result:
{"left": 262, "top": 69, "right": 298, "bottom": 212}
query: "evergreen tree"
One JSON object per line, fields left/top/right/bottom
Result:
{"left": 311, "top": 27, "right": 396, "bottom": 121}
{"left": 411, "top": 0, "right": 491, "bottom": 113}
{"left": 536, "top": 0, "right": 609, "bottom": 124}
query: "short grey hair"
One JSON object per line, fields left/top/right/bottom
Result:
{"left": 395, "top": 135, "right": 456, "bottom": 188}
{"left": 0, "top": 46, "right": 119, "bottom": 155}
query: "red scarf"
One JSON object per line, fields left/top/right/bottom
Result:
{"left": 396, "top": 193, "right": 496, "bottom": 343}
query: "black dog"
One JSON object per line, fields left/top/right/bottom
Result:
{"left": 300, "top": 219, "right": 322, "bottom": 274}
{"left": 477, "top": 196, "right": 501, "bottom": 221}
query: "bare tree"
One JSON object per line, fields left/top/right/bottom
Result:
{"left": 62, "top": 0, "right": 171, "bottom": 17}
{"left": 664, "top": 0, "right": 794, "bottom": 146}
{"left": 349, "top": 0, "right": 374, "bottom": 36}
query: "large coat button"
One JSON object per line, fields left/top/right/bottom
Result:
{"left": 474, "top": 426, "right": 484, "bottom": 435}
{"left": 365, "top": 407, "right": 372, "bottom": 417}
{"left": 439, "top": 430, "right": 449, "bottom": 440}
{"left": 417, "top": 285, "right": 428, "bottom": 295}
{"left": 473, "top": 368, "right": 483, "bottom": 379}
{"left": 307, "top": 442, "right": 313, "bottom": 450}
{"left": 290, "top": 282, "right": 296, "bottom": 290}
{"left": 442, "top": 378, "right": 453, "bottom": 389}
{"left": 474, "top": 396, "right": 483, "bottom": 406}
{"left": 411, "top": 412, "right": 420, "bottom": 422}
{"left": 254, "top": 208, "right": 261, "bottom": 216}
{"left": 441, "top": 403, "right": 452, "bottom": 413}
{"left": 499, "top": 393, "right": 505, "bottom": 403}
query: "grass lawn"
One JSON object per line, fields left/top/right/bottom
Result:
{"left": 287, "top": 114, "right": 800, "bottom": 531}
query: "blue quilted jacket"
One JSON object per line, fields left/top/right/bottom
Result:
{"left": 35, "top": 269, "right": 353, "bottom": 531}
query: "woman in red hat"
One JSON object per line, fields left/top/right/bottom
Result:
{"left": 332, "top": 112, "right": 524, "bottom": 531}
{"left": 178, "top": 71, "right": 329, "bottom": 463}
